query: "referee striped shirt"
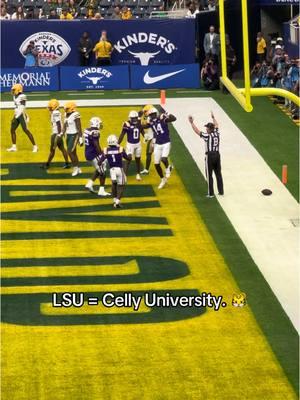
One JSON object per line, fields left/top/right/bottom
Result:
{"left": 200, "top": 128, "right": 220, "bottom": 153}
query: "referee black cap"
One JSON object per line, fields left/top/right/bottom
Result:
{"left": 204, "top": 122, "right": 215, "bottom": 129}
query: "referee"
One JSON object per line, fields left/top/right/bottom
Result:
{"left": 188, "top": 112, "right": 224, "bottom": 197}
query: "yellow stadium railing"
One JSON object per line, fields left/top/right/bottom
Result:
{"left": 218, "top": 0, "right": 300, "bottom": 112}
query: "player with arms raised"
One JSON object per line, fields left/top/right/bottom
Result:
{"left": 63, "top": 102, "right": 83, "bottom": 177}
{"left": 139, "top": 104, "right": 154, "bottom": 175}
{"left": 41, "top": 99, "right": 70, "bottom": 169}
{"left": 84, "top": 117, "right": 110, "bottom": 197}
{"left": 147, "top": 107, "right": 176, "bottom": 189}
{"left": 100, "top": 135, "right": 131, "bottom": 208}
{"left": 7, "top": 83, "right": 38, "bottom": 152}
{"left": 118, "top": 110, "right": 144, "bottom": 181}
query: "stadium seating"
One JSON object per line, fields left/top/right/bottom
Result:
{"left": 2, "top": 0, "right": 167, "bottom": 18}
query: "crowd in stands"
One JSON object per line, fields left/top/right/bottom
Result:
{"left": 0, "top": 0, "right": 164, "bottom": 19}
{"left": 186, "top": 0, "right": 217, "bottom": 17}
{"left": 251, "top": 32, "right": 299, "bottom": 120}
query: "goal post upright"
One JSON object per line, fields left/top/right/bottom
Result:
{"left": 218, "top": 0, "right": 300, "bottom": 112}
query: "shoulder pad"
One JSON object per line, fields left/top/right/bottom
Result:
{"left": 73, "top": 111, "right": 80, "bottom": 119}
{"left": 19, "top": 94, "right": 27, "bottom": 101}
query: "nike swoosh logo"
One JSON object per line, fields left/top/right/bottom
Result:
{"left": 143, "top": 69, "right": 186, "bottom": 84}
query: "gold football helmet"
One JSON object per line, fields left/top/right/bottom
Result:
{"left": 11, "top": 83, "right": 23, "bottom": 96}
{"left": 48, "top": 99, "right": 60, "bottom": 111}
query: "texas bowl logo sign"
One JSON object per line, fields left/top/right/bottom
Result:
{"left": 114, "top": 32, "right": 177, "bottom": 66}
{"left": 77, "top": 67, "right": 113, "bottom": 89}
{"left": 19, "top": 32, "right": 71, "bottom": 67}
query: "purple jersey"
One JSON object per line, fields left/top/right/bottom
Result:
{"left": 84, "top": 127, "right": 101, "bottom": 161}
{"left": 149, "top": 115, "right": 170, "bottom": 145}
{"left": 103, "top": 145, "right": 128, "bottom": 168}
{"left": 122, "top": 121, "right": 142, "bottom": 144}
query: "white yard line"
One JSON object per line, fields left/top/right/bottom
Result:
{"left": 1, "top": 97, "right": 299, "bottom": 330}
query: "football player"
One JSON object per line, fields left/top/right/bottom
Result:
{"left": 7, "top": 83, "right": 38, "bottom": 152}
{"left": 118, "top": 110, "right": 144, "bottom": 181}
{"left": 84, "top": 117, "right": 110, "bottom": 197}
{"left": 41, "top": 99, "right": 70, "bottom": 169}
{"left": 99, "top": 135, "right": 131, "bottom": 208}
{"left": 139, "top": 104, "right": 154, "bottom": 175}
{"left": 63, "top": 101, "right": 83, "bottom": 177}
{"left": 147, "top": 107, "right": 176, "bottom": 189}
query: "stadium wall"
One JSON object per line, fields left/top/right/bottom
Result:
{"left": 1, "top": 19, "right": 195, "bottom": 68}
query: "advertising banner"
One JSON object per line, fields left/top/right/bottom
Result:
{"left": 130, "top": 64, "right": 200, "bottom": 89}
{"left": 0, "top": 67, "right": 59, "bottom": 92}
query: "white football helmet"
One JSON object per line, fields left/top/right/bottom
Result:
{"left": 107, "top": 134, "right": 118, "bottom": 146}
{"left": 148, "top": 107, "right": 158, "bottom": 120}
{"left": 90, "top": 117, "right": 102, "bottom": 129}
{"left": 129, "top": 110, "right": 139, "bottom": 125}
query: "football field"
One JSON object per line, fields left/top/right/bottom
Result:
{"left": 1, "top": 101, "right": 298, "bottom": 399}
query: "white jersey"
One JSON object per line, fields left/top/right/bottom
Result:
{"left": 13, "top": 93, "right": 27, "bottom": 118}
{"left": 65, "top": 111, "right": 80, "bottom": 135}
{"left": 50, "top": 110, "right": 62, "bottom": 135}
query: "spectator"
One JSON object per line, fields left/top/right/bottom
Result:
{"left": 201, "top": 57, "right": 219, "bottom": 90}
{"left": 223, "top": 37, "right": 236, "bottom": 93}
{"left": 207, "top": 0, "right": 216, "bottom": 10}
{"left": 39, "top": 0, "right": 53, "bottom": 19}
{"left": 11, "top": 6, "right": 26, "bottom": 19}
{"left": 267, "top": 39, "right": 277, "bottom": 62}
{"left": 87, "top": 8, "right": 95, "bottom": 19}
{"left": 186, "top": 2, "right": 199, "bottom": 18}
{"left": 60, "top": 8, "right": 73, "bottom": 19}
{"left": 48, "top": 8, "right": 58, "bottom": 19}
{"left": 68, "top": 0, "right": 78, "bottom": 18}
{"left": 121, "top": 6, "right": 132, "bottom": 20}
{"left": 23, "top": 41, "right": 39, "bottom": 67}
{"left": 93, "top": 12, "right": 103, "bottom": 19}
{"left": 203, "top": 26, "right": 220, "bottom": 59}
{"left": 78, "top": 32, "right": 93, "bottom": 66}
{"left": 1, "top": 6, "right": 11, "bottom": 19}
{"left": 56, "top": 0, "right": 63, "bottom": 16}
{"left": 256, "top": 32, "right": 266, "bottom": 63}
{"left": 276, "top": 37, "right": 285, "bottom": 51}
{"left": 93, "top": 31, "right": 113, "bottom": 66}
{"left": 111, "top": 6, "right": 121, "bottom": 19}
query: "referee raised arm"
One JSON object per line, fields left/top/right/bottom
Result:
{"left": 188, "top": 112, "right": 224, "bottom": 198}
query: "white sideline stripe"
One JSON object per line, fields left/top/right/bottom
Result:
{"left": 1, "top": 97, "right": 298, "bottom": 330}
{"left": 67, "top": 93, "right": 105, "bottom": 96}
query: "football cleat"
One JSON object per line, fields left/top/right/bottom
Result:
{"left": 98, "top": 188, "right": 111, "bottom": 197}
{"left": 32, "top": 145, "right": 38, "bottom": 153}
{"left": 165, "top": 165, "right": 173, "bottom": 179}
{"left": 158, "top": 177, "right": 167, "bottom": 189}
{"left": 40, "top": 164, "right": 50, "bottom": 169}
{"left": 7, "top": 145, "right": 17, "bottom": 152}
{"left": 206, "top": 195, "right": 215, "bottom": 198}
{"left": 71, "top": 167, "right": 82, "bottom": 177}
{"left": 113, "top": 203, "right": 122, "bottom": 208}
{"left": 62, "top": 163, "right": 71, "bottom": 169}
{"left": 136, "top": 174, "right": 142, "bottom": 181}
{"left": 140, "top": 169, "right": 149, "bottom": 175}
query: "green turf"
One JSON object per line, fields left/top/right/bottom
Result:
{"left": 170, "top": 123, "right": 299, "bottom": 395}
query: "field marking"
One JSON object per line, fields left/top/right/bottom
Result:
{"left": 67, "top": 93, "right": 105, "bottom": 96}
{"left": 1, "top": 97, "right": 298, "bottom": 330}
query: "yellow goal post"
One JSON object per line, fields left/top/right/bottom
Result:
{"left": 218, "top": 0, "right": 300, "bottom": 112}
